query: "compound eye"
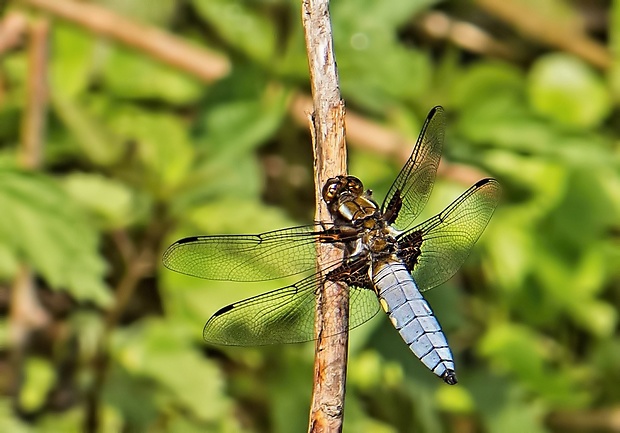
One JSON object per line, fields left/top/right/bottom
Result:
{"left": 346, "top": 177, "right": 363, "bottom": 195}
{"left": 322, "top": 177, "right": 341, "bottom": 202}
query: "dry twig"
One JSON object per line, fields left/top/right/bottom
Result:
{"left": 10, "top": 17, "right": 51, "bottom": 405}
{"left": 17, "top": 0, "right": 230, "bottom": 81}
{"left": 547, "top": 407, "right": 620, "bottom": 432}
{"left": 0, "top": 12, "right": 28, "bottom": 54}
{"left": 301, "top": 0, "right": 349, "bottom": 432}
{"left": 476, "top": 0, "right": 611, "bottom": 69}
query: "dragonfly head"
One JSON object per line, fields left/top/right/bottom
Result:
{"left": 322, "top": 175, "right": 364, "bottom": 205}
{"left": 323, "top": 176, "right": 380, "bottom": 224}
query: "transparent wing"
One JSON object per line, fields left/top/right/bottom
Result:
{"left": 403, "top": 178, "right": 501, "bottom": 292}
{"left": 381, "top": 106, "right": 445, "bottom": 231}
{"left": 203, "top": 268, "right": 380, "bottom": 345}
{"left": 163, "top": 224, "right": 334, "bottom": 282}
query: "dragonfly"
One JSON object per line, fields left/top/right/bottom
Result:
{"left": 163, "top": 106, "right": 500, "bottom": 385}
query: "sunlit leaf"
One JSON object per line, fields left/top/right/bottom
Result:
{"left": 487, "top": 400, "right": 548, "bottom": 433}
{"left": 102, "top": 47, "right": 203, "bottom": 104}
{"left": 331, "top": 0, "right": 434, "bottom": 110}
{"left": 452, "top": 62, "right": 525, "bottom": 110}
{"left": 106, "top": 107, "right": 195, "bottom": 192}
{"left": 0, "top": 170, "right": 111, "bottom": 305}
{"left": 50, "top": 23, "right": 94, "bottom": 97}
{"left": 0, "top": 400, "right": 30, "bottom": 433}
{"left": 479, "top": 323, "right": 587, "bottom": 406}
{"left": 200, "top": 85, "right": 288, "bottom": 159}
{"left": 112, "top": 319, "right": 230, "bottom": 421}
{"left": 61, "top": 173, "right": 137, "bottom": 229}
{"left": 435, "top": 385, "right": 475, "bottom": 414}
{"left": 192, "top": 0, "right": 277, "bottom": 64}
{"left": 528, "top": 53, "right": 611, "bottom": 127}
{"left": 18, "top": 358, "right": 56, "bottom": 412}
{"left": 51, "top": 92, "right": 124, "bottom": 166}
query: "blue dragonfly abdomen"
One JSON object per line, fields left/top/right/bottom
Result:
{"left": 373, "top": 260, "right": 457, "bottom": 385}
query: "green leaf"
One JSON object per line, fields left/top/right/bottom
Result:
{"left": 528, "top": 53, "right": 611, "bottom": 127}
{"left": 2, "top": 54, "right": 28, "bottom": 107}
{"left": 478, "top": 323, "right": 586, "bottom": 406}
{"left": 349, "top": 351, "right": 386, "bottom": 391}
{"left": 0, "top": 320, "right": 7, "bottom": 351}
{"left": 201, "top": 87, "right": 288, "bottom": 160}
{"left": 51, "top": 92, "right": 124, "bottom": 166}
{"left": 106, "top": 107, "right": 195, "bottom": 192}
{"left": 456, "top": 103, "right": 557, "bottom": 155}
{"left": 0, "top": 242, "right": 18, "bottom": 280}
{"left": 274, "top": 3, "right": 310, "bottom": 81}
{"left": 332, "top": 0, "right": 434, "bottom": 111}
{"left": 480, "top": 323, "right": 551, "bottom": 377}
{"left": 484, "top": 212, "right": 535, "bottom": 292}
{"left": 102, "top": 46, "right": 203, "bottom": 104}
{"left": 435, "top": 385, "right": 475, "bottom": 414}
{"left": 18, "top": 358, "right": 56, "bottom": 412}
{"left": 0, "top": 170, "right": 111, "bottom": 306}
{"left": 169, "top": 155, "right": 263, "bottom": 215}
{"left": 452, "top": 62, "right": 526, "bottom": 110}
{"left": 197, "top": 66, "right": 288, "bottom": 158}
{"left": 344, "top": 392, "right": 400, "bottom": 433}
{"left": 112, "top": 319, "right": 230, "bottom": 422}
{"left": 61, "top": 173, "right": 137, "bottom": 229}
{"left": 192, "top": 0, "right": 277, "bottom": 64}
{"left": 39, "top": 407, "right": 117, "bottom": 433}
{"left": 571, "top": 300, "right": 617, "bottom": 337}
{"left": 0, "top": 399, "right": 30, "bottom": 433}
{"left": 50, "top": 23, "right": 94, "bottom": 98}
{"left": 487, "top": 400, "right": 549, "bottom": 433}
{"left": 166, "top": 73, "right": 288, "bottom": 211}
{"left": 103, "top": 365, "right": 160, "bottom": 428}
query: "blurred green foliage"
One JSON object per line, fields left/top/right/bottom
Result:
{"left": 1, "top": 0, "right": 620, "bottom": 432}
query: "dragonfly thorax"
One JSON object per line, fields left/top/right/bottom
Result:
{"left": 362, "top": 226, "right": 397, "bottom": 255}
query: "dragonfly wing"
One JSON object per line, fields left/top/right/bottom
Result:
{"left": 404, "top": 178, "right": 501, "bottom": 292}
{"left": 163, "top": 224, "right": 332, "bottom": 282}
{"left": 381, "top": 106, "right": 445, "bottom": 230}
{"left": 203, "top": 267, "right": 380, "bottom": 346}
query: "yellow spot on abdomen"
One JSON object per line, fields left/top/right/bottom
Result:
{"left": 390, "top": 316, "right": 398, "bottom": 328}
{"left": 380, "top": 298, "right": 389, "bottom": 313}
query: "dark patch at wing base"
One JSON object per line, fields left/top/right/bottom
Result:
{"left": 381, "top": 106, "right": 445, "bottom": 231}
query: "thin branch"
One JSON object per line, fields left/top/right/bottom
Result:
{"left": 416, "top": 11, "right": 521, "bottom": 62}
{"left": 0, "top": 12, "right": 28, "bottom": 55}
{"left": 302, "top": 1, "right": 348, "bottom": 432}
{"left": 104, "top": 229, "right": 157, "bottom": 331}
{"left": 84, "top": 222, "right": 161, "bottom": 433}
{"left": 476, "top": 0, "right": 611, "bottom": 69}
{"left": 12, "top": 17, "right": 50, "bottom": 330}
{"left": 547, "top": 407, "right": 620, "bottom": 432}
{"left": 10, "top": 17, "right": 51, "bottom": 406}
{"left": 19, "top": 19, "right": 48, "bottom": 169}
{"left": 17, "top": 0, "right": 231, "bottom": 81}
